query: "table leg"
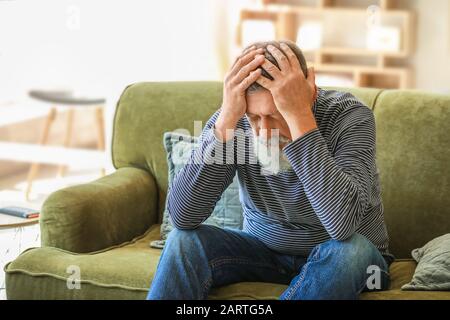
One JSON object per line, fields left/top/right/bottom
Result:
{"left": 57, "top": 108, "right": 75, "bottom": 177}
{"left": 95, "top": 105, "right": 106, "bottom": 177}
{"left": 25, "top": 107, "right": 57, "bottom": 200}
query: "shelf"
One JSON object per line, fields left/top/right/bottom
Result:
{"left": 310, "top": 62, "right": 407, "bottom": 73}
{"left": 241, "top": 4, "right": 411, "bottom": 18}
{"left": 304, "top": 46, "right": 408, "bottom": 58}
{"left": 239, "top": 4, "right": 413, "bottom": 56}
{"left": 310, "top": 62, "right": 411, "bottom": 88}
{"left": 237, "top": 0, "right": 414, "bottom": 89}
{"left": 261, "top": 0, "right": 401, "bottom": 11}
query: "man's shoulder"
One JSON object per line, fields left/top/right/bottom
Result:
{"left": 317, "top": 88, "right": 373, "bottom": 124}
{"left": 318, "top": 88, "right": 369, "bottom": 109}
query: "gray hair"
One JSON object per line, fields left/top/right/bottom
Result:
{"left": 244, "top": 40, "right": 308, "bottom": 95}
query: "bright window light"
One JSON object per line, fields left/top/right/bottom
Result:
{"left": 297, "top": 22, "right": 323, "bottom": 51}
{"left": 241, "top": 20, "right": 276, "bottom": 47}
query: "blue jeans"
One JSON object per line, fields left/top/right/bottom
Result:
{"left": 147, "top": 225, "right": 390, "bottom": 300}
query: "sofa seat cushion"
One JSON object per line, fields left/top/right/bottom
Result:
{"left": 5, "top": 225, "right": 162, "bottom": 299}
{"left": 5, "top": 224, "right": 450, "bottom": 300}
{"left": 208, "top": 260, "right": 450, "bottom": 300}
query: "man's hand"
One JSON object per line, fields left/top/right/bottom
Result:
{"left": 256, "top": 43, "right": 318, "bottom": 140}
{"left": 215, "top": 46, "right": 265, "bottom": 142}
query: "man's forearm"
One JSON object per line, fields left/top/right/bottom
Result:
{"left": 168, "top": 118, "right": 237, "bottom": 229}
{"left": 214, "top": 110, "right": 239, "bottom": 142}
{"left": 282, "top": 115, "right": 375, "bottom": 241}
{"left": 284, "top": 106, "right": 318, "bottom": 141}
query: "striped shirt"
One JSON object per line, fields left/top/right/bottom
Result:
{"left": 167, "top": 88, "right": 393, "bottom": 260}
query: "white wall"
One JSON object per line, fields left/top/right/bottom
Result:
{"left": 406, "top": 0, "right": 450, "bottom": 93}
{"left": 0, "top": 0, "right": 223, "bottom": 174}
{"left": 0, "top": 0, "right": 221, "bottom": 102}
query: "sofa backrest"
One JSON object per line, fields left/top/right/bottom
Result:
{"left": 373, "top": 90, "right": 450, "bottom": 258}
{"left": 112, "top": 82, "right": 450, "bottom": 259}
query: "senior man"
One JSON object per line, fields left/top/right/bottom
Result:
{"left": 147, "top": 40, "right": 394, "bottom": 300}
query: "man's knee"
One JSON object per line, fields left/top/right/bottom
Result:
{"left": 331, "top": 234, "right": 389, "bottom": 291}
{"left": 321, "top": 233, "right": 375, "bottom": 265}
{"left": 165, "top": 224, "right": 215, "bottom": 251}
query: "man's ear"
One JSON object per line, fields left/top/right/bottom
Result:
{"left": 307, "top": 67, "right": 318, "bottom": 102}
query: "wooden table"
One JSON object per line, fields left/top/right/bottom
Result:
{"left": 0, "top": 213, "right": 40, "bottom": 299}
{"left": 0, "top": 213, "right": 39, "bottom": 229}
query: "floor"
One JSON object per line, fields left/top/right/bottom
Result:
{"left": 0, "top": 165, "right": 105, "bottom": 300}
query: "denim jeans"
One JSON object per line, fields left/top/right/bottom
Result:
{"left": 147, "top": 224, "right": 390, "bottom": 300}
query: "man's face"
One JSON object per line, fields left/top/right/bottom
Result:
{"left": 245, "top": 89, "right": 292, "bottom": 143}
{"left": 246, "top": 89, "right": 293, "bottom": 175}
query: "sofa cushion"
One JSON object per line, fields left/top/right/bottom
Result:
{"left": 5, "top": 224, "right": 450, "bottom": 300}
{"left": 151, "top": 132, "right": 243, "bottom": 249}
{"left": 208, "top": 259, "right": 450, "bottom": 300}
{"left": 401, "top": 233, "right": 450, "bottom": 291}
{"left": 5, "top": 225, "right": 161, "bottom": 300}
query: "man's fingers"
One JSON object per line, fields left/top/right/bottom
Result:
{"left": 242, "top": 45, "right": 256, "bottom": 56}
{"left": 230, "top": 47, "right": 264, "bottom": 75}
{"left": 261, "top": 58, "right": 282, "bottom": 79}
{"left": 233, "top": 54, "right": 265, "bottom": 84}
{"left": 266, "top": 44, "right": 290, "bottom": 72}
{"left": 255, "top": 75, "right": 273, "bottom": 90}
{"left": 238, "top": 69, "right": 262, "bottom": 91}
{"left": 280, "top": 42, "right": 302, "bottom": 73}
{"left": 231, "top": 46, "right": 254, "bottom": 68}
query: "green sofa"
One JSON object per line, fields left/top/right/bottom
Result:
{"left": 5, "top": 82, "right": 450, "bottom": 300}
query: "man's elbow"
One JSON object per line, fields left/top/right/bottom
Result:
{"left": 328, "top": 230, "right": 355, "bottom": 242}
{"left": 327, "top": 198, "right": 366, "bottom": 241}
{"left": 167, "top": 205, "right": 201, "bottom": 230}
{"left": 326, "top": 224, "right": 357, "bottom": 242}
{"left": 169, "top": 216, "right": 199, "bottom": 231}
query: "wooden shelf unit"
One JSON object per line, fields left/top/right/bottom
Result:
{"left": 236, "top": 0, "right": 415, "bottom": 89}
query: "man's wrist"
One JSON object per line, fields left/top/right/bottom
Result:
{"left": 285, "top": 109, "right": 318, "bottom": 141}
{"left": 215, "top": 113, "right": 239, "bottom": 142}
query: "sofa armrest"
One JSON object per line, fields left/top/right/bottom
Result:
{"left": 40, "top": 167, "right": 158, "bottom": 253}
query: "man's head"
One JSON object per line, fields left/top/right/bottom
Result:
{"left": 243, "top": 40, "right": 311, "bottom": 142}
{"left": 245, "top": 40, "right": 309, "bottom": 94}
{"left": 240, "top": 40, "right": 312, "bottom": 175}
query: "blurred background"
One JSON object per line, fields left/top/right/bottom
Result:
{"left": 0, "top": 0, "right": 449, "bottom": 235}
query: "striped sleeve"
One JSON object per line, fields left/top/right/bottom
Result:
{"left": 167, "top": 110, "right": 237, "bottom": 230}
{"left": 282, "top": 105, "right": 376, "bottom": 241}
